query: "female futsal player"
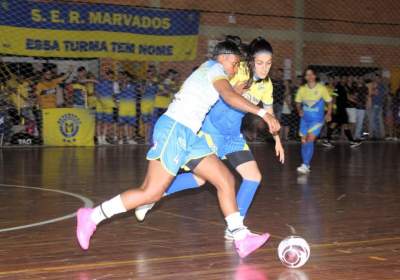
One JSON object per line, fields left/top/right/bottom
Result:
{"left": 296, "top": 67, "right": 332, "bottom": 174}
{"left": 76, "top": 38, "right": 280, "bottom": 258}
{"left": 135, "top": 37, "right": 285, "bottom": 241}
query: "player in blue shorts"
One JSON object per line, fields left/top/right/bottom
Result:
{"left": 95, "top": 70, "right": 116, "bottom": 145}
{"left": 295, "top": 67, "right": 332, "bottom": 174}
{"left": 135, "top": 37, "right": 285, "bottom": 241}
{"left": 118, "top": 71, "right": 138, "bottom": 145}
{"left": 75, "top": 38, "right": 280, "bottom": 258}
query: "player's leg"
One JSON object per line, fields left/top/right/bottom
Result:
{"left": 134, "top": 172, "right": 205, "bottom": 221}
{"left": 298, "top": 121, "right": 321, "bottom": 174}
{"left": 192, "top": 154, "right": 270, "bottom": 258}
{"left": 76, "top": 159, "right": 174, "bottom": 250}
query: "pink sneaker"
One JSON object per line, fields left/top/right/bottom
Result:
{"left": 235, "top": 232, "right": 270, "bottom": 258}
{"left": 76, "top": 208, "right": 96, "bottom": 250}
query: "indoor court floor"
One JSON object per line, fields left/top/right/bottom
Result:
{"left": 0, "top": 142, "right": 399, "bottom": 279}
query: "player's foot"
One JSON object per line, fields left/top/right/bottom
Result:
{"left": 350, "top": 141, "right": 362, "bottom": 148}
{"left": 322, "top": 140, "right": 334, "bottom": 148}
{"left": 135, "top": 203, "right": 155, "bottom": 222}
{"left": 235, "top": 232, "right": 270, "bottom": 258}
{"left": 76, "top": 208, "right": 97, "bottom": 250}
{"left": 128, "top": 139, "right": 137, "bottom": 145}
{"left": 224, "top": 228, "right": 235, "bottom": 241}
{"left": 118, "top": 139, "right": 124, "bottom": 145}
{"left": 297, "top": 164, "right": 310, "bottom": 174}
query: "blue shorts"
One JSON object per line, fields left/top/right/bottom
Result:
{"left": 119, "top": 116, "right": 136, "bottom": 125}
{"left": 201, "top": 131, "right": 249, "bottom": 159}
{"left": 299, "top": 118, "right": 324, "bottom": 137}
{"left": 147, "top": 115, "right": 214, "bottom": 176}
{"left": 96, "top": 112, "right": 114, "bottom": 123}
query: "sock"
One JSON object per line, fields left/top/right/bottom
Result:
{"left": 344, "top": 129, "right": 354, "bottom": 142}
{"left": 165, "top": 173, "right": 200, "bottom": 196}
{"left": 301, "top": 142, "right": 314, "bottom": 167}
{"left": 90, "top": 195, "right": 127, "bottom": 225}
{"left": 225, "top": 212, "right": 247, "bottom": 240}
{"left": 236, "top": 180, "right": 260, "bottom": 217}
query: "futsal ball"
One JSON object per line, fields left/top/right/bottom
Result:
{"left": 277, "top": 236, "right": 310, "bottom": 268}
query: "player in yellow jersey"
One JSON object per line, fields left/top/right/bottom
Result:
{"left": 117, "top": 71, "right": 138, "bottom": 145}
{"left": 295, "top": 67, "right": 332, "bottom": 174}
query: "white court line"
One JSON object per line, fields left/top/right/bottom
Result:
{"left": 0, "top": 183, "right": 93, "bottom": 233}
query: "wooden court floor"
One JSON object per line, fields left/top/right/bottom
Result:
{"left": 0, "top": 142, "right": 399, "bottom": 279}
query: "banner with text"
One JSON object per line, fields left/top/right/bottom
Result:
{"left": 0, "top": 0, "right": 199, "bottom": 61}
{"left": 42, "top": 108, "right": 95, "bottom": 146}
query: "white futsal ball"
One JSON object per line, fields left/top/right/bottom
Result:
{"left": 277, "top": 236, "right": 310, "bottom": 268}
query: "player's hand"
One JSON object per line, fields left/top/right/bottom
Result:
{"left": 325, "top": 113, "right": 332, "bottom": 122}
{"left": 233, "top": 82, "right": 247, "bottom": 95}
{"left": 263, "top": 113, "right": 281, "bottom": 134}
{"left": 298, "top": 110, "right": 304, "bottom": 117}
{"left": 275, "top": 141, "right": 285, "bottom": 164}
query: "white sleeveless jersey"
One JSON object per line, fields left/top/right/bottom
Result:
{"left": 165, "top": 60, "right": 228, "bottom": 133}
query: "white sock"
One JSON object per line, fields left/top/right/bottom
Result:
{"left": 225, "top": 212, "right": 248, "bottom": 240}
{"left": 90, "top": 195, "right": 127, "bottom": 225}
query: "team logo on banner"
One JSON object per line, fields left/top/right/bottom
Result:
{"left": 43, "top": 108, "right": 94, "bottom": 146}
{"left": 58, "top": 113, "right": 81, "bottom": 142}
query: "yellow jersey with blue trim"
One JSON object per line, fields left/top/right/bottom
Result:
{"left": 202, "top": 62, "right": 273, "bottom": 136}
{"left": 295, "top": 83, "right": 332, "bottom": 121}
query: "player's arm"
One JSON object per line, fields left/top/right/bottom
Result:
{"left": 213, "top": 79, "right": 280, "bottom": 133}
{"left": 294, "top": 88, "right": 304, "bottom": 117}
{"left": 266, "top": 105, "right": 285, "bottom": 163}
{"left": 322, "top": 86, "right": 333, "bottom": 122}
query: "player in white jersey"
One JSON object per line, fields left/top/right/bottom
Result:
{"left": 75, "top": 38, "right": 280, "bottom": 259}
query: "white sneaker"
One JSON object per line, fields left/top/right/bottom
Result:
{"left": 224, "top": 228, "right": 235, "bottom": 241}
{"left": 297, "top": 164, "right": 310, "bottom": 174}
{"left": 118, "top": 139, "right": 124, "bottom": 145}
{"left": 135, "top": 203, "right": 155, "bottom": 222}
{"left": 127, "top": 139, "right": 137, "bottom": 145}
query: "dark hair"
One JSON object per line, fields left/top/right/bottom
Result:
{"left": 245, "top": 37, "right": 274, "bottom": 87}
{"left": 212, "top": 36, "right": 242, "bottom": 59}
{"left": 77, "top": 66, "right": 86, "bottom": 72}
{"left": 302, "top": 66, "right": 319, "bottom": 85}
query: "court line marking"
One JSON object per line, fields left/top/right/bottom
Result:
{"left": 0, "top": 235, "right": 399, "bottom": 276}
{"left": 0, "top": 184, "right": 93, "bottom": 233}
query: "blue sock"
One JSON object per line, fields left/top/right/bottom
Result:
{"left": 236, "top": 179, "right": 260, "bottom": 217}
{"left": 301, "top": 142, "right": 314, "bottom": 167}
{"left": 165, "top": 173, "right": 199, "bottom": 196}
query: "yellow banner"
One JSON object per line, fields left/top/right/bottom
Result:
{"left": 0, "top": 26, "right": 198, "bottom": 61}
{"left": 0, "top": 1, "right": 199, "bottom": 61}
{"left": 42, "top": 108, "right": 95, "bottom": 146}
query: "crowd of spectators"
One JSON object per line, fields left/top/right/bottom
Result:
{"left": 0, "top": 63, "right": 399, "bottom": 146}
{"left": 271, "top": 68, "right": 400, "bottom": 143}
{"left": 0, "top": 63, "right": 180, "bottom": 145}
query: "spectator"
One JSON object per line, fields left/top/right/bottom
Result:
{"left": 324, "top": 75, "right": 360, "bottom": 148}
{"left": 393, "top": 85, "right": 400, "bottom": 140}
{"left": 117, "top": 71, "right": 138, "bottom": 145}
{"left": 153, "top": 69, "right": 178, "bottom": 122}
{"left": 140, "top": 66, "right": 159, "bottom": 144}
{"left": 95, "top": 69, "right": 116, "bottom": 145}
{"left": 272, "top": 68, "right": 285, "bottom": 120}
{"left": 35, "top": 68, "right": 71, "bottom": 109}
{"left": 281, "top": 79, "right": 293, "bottom": 141}
{"left": 368, "top": 74, "right": 386, "bottom": 139}
{"left": 353, "top": 77, "right": 368, "bottom": 141}
{"left": 346, "top": 77, "right": 357, "bottom": 135}
{"left": 67, "top": 67, "right": 88, "bottom": 108}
